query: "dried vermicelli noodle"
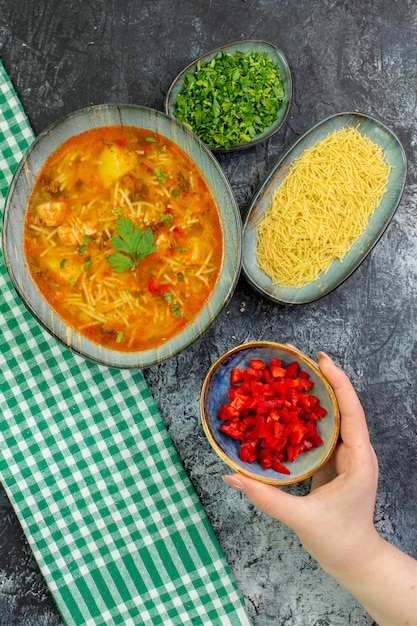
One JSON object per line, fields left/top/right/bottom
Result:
{"left": 255, "top": 127, "right": 391, "bottom": 287}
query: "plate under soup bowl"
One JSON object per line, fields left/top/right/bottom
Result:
{"left": 2, "top": 104, "right": 242, "bottom": 368}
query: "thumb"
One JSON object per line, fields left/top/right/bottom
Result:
{"left": 222, "top": 474, "right": 306, "bottom": 527}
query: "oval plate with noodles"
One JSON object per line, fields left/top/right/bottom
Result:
{"left": 242, "top": 112, "right": 407, "bottom": 305}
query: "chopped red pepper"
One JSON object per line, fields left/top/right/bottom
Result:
{"left": 239, "top": 439, "right": 259, "bottom": 463}
{"left": 229, "top": 368, "right": 244, "bottom": 385}
{"left": 217, "top": 358, "right": 327, "bottom": 475}
{"left": 148, "top": 277, "right": 169, "bottom": 295}
{"left": 248, "top": 358, "right": 267, "bottom": 371}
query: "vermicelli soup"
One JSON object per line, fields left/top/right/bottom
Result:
{"left": 24, "top": 126, "right": 223, "bottom": 352}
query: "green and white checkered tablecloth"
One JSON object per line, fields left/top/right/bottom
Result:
{"left": 0, "top": 61, "right": 251, "bottom": 626}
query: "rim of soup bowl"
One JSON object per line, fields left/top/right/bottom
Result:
{"left": 2, "top": 103, "right": 242, "bottom": 368}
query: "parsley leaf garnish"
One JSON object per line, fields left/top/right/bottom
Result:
{"left": 106, "top": 216, "right": 157, "bottom": 273}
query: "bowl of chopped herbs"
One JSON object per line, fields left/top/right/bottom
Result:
{"left": 165, "top": 40, "right": 292, "bottom": 151}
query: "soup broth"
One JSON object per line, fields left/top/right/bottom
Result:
{"left": 24, "top": 126, "right": 223, "bottom": 352}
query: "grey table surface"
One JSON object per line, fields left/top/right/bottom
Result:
{"left": 1, "top": 1, "right": 416, "bottom": 625}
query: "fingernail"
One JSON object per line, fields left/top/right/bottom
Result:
{"left": 317, "top": 351, "right": 334, "bottom": 363}
{"left": 222, "top": 475, "right": 246, "bottom": 492}
{"left": 285, "top": 343, "right": 299, "bottom": 351}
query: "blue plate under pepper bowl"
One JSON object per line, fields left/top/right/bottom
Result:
{"left": 200, "top": 341, "right": 340, "bottom": 486}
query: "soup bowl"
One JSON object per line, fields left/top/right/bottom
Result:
{"left": 2, "top": 104, "right": 242, "bottom": 368}
{"left": 200, "top": 342, "right": 340, "bottom": 485}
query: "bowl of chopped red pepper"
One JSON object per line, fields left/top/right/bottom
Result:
{"left": 200, "top": 342, "right": 340, "bottom": 485}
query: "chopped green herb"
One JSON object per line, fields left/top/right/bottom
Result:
{"left": 176, "top": 271, "right": 184, "bottom": 283}
{"left": 84, "top": 255, "right": 92, "bottom": 269}
{"left": 60, "top": 258, "right": 67, "bottom": 269}
{"left": 146, "top": 136, "right": 157, "bottom": 142}
{"left": 78, "top": 235, "right": 89, "bottom": 254}
{"left": 170, "top": 303, "right": 181, "bottom": 316}
{"left": 116, "top": 331, "right": 124, "bottom": 343}
{"left": 173, "top": 49, "right": 285, "bottom": 149}
{"left": 160, "top": 212, "right": 173, "bottom": 227}
{"left": 171, "top": 187, "right": 181, "bottom": 197}
{"left": 106, "top": 216, "right": 157, "bottom": 273}
{"left": 164, "top": 292, "right": 182, "bottom": 316}
{"left": 154, "top": 166, "right": 167, "bottom": 182}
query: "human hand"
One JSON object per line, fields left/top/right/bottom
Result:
{"left": 222, "top": 351, "right": 381, "bottom": 579}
